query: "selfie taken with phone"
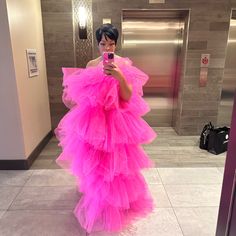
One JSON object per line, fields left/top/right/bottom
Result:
{"left": 3, "top": 2, "right": 236, "bottom": 235}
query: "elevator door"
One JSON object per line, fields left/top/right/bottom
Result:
{"left": 217, "top": 17, "right": 236, "bottom": 127}
{"left": 122, "top": 11, "right": 184, "bottom": 126}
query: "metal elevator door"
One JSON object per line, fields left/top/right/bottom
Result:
{"left": 217, "top": 15, "right": 236, "bottom": 127}
{"left": 121, "top": 10, "right": 185, "bottom": 126}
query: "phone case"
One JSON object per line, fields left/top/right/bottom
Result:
{"left": 103, "top": 52, "right": 114, "bottom": 65}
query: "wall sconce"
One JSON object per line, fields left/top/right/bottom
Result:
{"left": 78, "top": 6, "right": 87, "bottom": 39}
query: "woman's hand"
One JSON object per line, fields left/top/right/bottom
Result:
{"left": 103, "top": 63, "right": 124, "bottom": 81}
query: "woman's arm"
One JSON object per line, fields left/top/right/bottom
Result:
{"left": 103, "top": 63, "right": 132, "bottom": 101}
{"left": 117, "top": 74, "right": 132, "bottom": 101}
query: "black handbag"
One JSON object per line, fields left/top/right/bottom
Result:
{"left": 199, "top": 122, "right": 214, "bottom": 150}
{"left": 207, "top": 126, "right": 230, "bottom": 155}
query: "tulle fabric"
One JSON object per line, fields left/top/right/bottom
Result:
{"left": 54, "top": 56, "right": 157, "bottom": 233}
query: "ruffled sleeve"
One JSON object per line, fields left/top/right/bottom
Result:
{"left": 62, "top": 65, "right": 117, "bottom": 109}
{"left": 118, "top": 58, "right": 151, "bottom": 116}
{"left": 120, "top": 58, "right": 149, "bottom": 96}
{"left": 61, "top": 67, "right": 85, "bottom": 109}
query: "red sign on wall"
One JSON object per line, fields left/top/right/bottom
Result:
{"left": 200, "top": 54, "right": 210, "bottom": 68}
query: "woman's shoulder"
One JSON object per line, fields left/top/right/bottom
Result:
{"left": 114, "top": 54, "right": 122, "bottom": 59}
{"left": 116, "top": 55, "right": 133, "bottom": 66}
{"left": 86, "top": 57, "right": 102, "bottom": 68}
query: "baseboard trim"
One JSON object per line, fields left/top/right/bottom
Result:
{"left": 0, "top": 130, "right": 53, "bottom": 170}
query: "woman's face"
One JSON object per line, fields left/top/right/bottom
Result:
{"left": 98, "top": 34, "right": 116, "bottom": 56}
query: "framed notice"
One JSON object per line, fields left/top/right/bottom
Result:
{"left": 26, "top": 49, "right": 39, "bottom": 77}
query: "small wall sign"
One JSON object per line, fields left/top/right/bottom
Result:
{"left": 26, "top": 49, "right": 39, "bottom": 77}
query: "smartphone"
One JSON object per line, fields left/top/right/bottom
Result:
{"left": 103, "top": 52, "right": 114, "bottom": 65}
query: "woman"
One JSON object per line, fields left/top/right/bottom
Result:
{"left": 55, "top": 23, "right": 157, "bottom": 234}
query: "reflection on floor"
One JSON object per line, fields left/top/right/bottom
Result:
{"left": 0, "top": 127, "right": 226, "bottom": 235}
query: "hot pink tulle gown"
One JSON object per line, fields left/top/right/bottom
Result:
{"left": 54, "top": 56, "right": 157, "bottom": 233}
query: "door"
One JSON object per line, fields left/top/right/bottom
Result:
{"left": 121, "top": 10, "right": 185, "bottom": 126}
{"left": 217, "top": 15, "right": 236, "bottom": 127}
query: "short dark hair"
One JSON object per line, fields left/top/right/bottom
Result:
{"left": 95, "top": 23, "right": 119, "bottom": 45}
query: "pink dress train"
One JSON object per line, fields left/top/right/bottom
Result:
{"left": 54, "top": 57, "right": 157, "bottom": 233}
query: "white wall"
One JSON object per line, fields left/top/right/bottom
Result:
{"left": 0, "top": 0, "right": 51, "bottom": 160}
{"left": 0, "top": 0, "right": 25, "bottom": 159}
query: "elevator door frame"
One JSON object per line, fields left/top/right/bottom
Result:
{"left": 121, "top": 9, "right": 189, "bottom": 127}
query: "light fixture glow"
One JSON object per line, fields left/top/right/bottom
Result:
{"left": 79, "top": 6, "right": 87, "bottom": 28}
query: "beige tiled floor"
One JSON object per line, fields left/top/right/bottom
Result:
{"left": 0, "top": 168, "right": 223, "bottom": 236}
{"left": 0, "top": 127, "right": 226, "bottom": 235}
{"left": 30, "top": 127, "right": 226, "bottom": 170}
